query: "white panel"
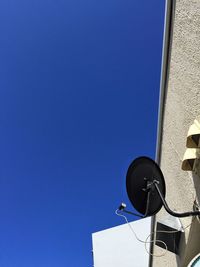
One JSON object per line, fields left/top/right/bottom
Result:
{"left": 92, "top": 217, "right": 151, "bottom": 267}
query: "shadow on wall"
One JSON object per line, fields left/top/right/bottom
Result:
{"left": 193, "top": 154, "right": 200, "bottom": 204}
{"left": 180, "top": 217, "right": 200, "bottom": 267}
{"left": 180, "top": 160, "right": 200, "bottom": 267}
{"left": 175, "top": 228, "right": 186, "bottom": 267}
{"left": 175, "top": 154, "right": 200, "bottom": 267}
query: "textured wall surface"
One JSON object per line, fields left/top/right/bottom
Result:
{"left": 153, "top": 0, "right": 200, "bottom": 266}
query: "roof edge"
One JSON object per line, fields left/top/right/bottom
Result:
{"left": 149, "top": 0, "right": 176, "bottom": 266}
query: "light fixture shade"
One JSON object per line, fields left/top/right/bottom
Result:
{"left": 181, "top": 148, "right": 200, "bottom": 171}
{"left": 187, "top": 118, "right": 200, "bottom": 148}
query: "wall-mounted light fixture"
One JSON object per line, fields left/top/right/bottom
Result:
{"left": 182, "top": 118, "right": 200, "bottom": 171}
{"left": 187, "top": 118, "right": 200, "bottom": 148}
{"left": 181, "top": 148, "right": 200, "bottom": 171}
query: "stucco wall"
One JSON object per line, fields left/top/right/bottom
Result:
{"left": 152, "top": 0, "right": 200, "bottom": 266}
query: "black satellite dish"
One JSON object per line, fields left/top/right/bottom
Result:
{"left": 126, "top": 156, "right": 165, "bottom": 217}
{"left": 119, "top": 156, "right": 200, "bottom": 218}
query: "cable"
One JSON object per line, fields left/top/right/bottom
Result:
{"left": 115, "top": 209, "right": 193, "bottom": 258}
{"left": 115, "top": 209, "right": 167, "bottom": 257}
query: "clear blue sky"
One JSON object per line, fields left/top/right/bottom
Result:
{"left": 0, "top": 0, "right": 165, "bottom": 266}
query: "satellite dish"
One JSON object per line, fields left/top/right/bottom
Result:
{"left": 120, "top": 156, "right": 200, "bottom": 218}
{"left": 126, "top": 156, "right": 166, "bottom": 217}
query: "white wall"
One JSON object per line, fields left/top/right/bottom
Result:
{"left": 92, "top": 218, "right": 151, "bottom": 267}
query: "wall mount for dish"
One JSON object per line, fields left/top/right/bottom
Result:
{"left": 120, "top": 156, "right": 200, "bottom": 218}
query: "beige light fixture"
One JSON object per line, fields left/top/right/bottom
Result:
{"left": 186, "top": 117, "right": 200, "bottom": 148}
{"left": 182, "top": 117, "right": 200, "bottom": 171}
{"left": 181, "top": 148, "right": 199, "bottom": 171}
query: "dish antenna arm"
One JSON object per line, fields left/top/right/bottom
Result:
{"left": 153, "top": 180, "right": 200, "bottom": 218}
{"left": 118, "top": 190, "right": 151, "bottom": 218}
{"left": 120, "top": 179, "right": 200, "bottom": 218}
